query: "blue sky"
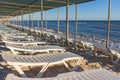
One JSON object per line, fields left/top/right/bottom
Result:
{"left": 21, "top": 0, "right": 120, "bottom": 20}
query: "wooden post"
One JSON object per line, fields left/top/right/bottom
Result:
{"left": 75, "top": 4, "right": 78, "bottom": 41}
{"left": 106, "top": 0, "right": 111, "bottom": 48}
{"left": 57, "top": 7, "right": 60, "bottom": 35}
{"left": 66, "top": 0, "right": 69, "bottom": 45}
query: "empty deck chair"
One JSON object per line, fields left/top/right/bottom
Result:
{"left": 74, "top": 40, "right": 94, "bottom": 55}
{"left": 109, "top": 48, "right": 120, "bottom": 65}
{"left": 93, "top": 43, "right": 120, "bottom": 65}
{"left": 3, "top": 40, "right": 46, "bottom": 46}
{"left": 2, "top": 52, "right": 83, "bottom": 78}
{"left": 2, "top": 34, "right": 35, "bottom": 41}
{"left": 5, "top": 44, "right": 65, "bottom": 55}
{"left": 81, "top": 41, "right": 94, "bottom": 54}
{"left": 5, "top": 68, "right": 120, "bottom": 80}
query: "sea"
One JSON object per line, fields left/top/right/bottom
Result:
{"left": 15, "top": 20, "right": 120, "bottom": 42}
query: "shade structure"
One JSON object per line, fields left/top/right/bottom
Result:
{"left": 0, "top": 0, "right": 93, "bottom": 17}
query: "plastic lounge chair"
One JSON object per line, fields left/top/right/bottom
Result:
{"left": 2, "top": 52, "right": 83, "bottom": 78}
{"left": 5, "top": 44, "right": 65, "bottom": 55}
{"left": 92, "top": 43, "right": 120, "bottom": 65}
{"left": 2, "top": 34, "right": 35, "bottom": 42}
{"left": 109, "top": 49, "right": 120, "bottom": 65}
{"left": 78, "top": 41, "right": 94, "bottom": 55}
{"left": 5, "top": 68, "right": 120, "bottom": 80}
{"left": 3, "top": 40, "right": 46, "bottom": 46}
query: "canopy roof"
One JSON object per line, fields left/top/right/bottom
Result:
{"left": 0, "top": 0, "right": 93, "bottom": 17}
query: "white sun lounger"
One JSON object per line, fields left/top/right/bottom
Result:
{"left": 75, "top": 39, "right": 94, "bottom": 54}
{"left": 2, "top": 52, "right": 83, "bottom": 78}
{"left": 5, "top": 44, "right": 65, "bottom": 55}
{"left": 2, "top": 36, "right": 34, "bottom": 42}
{"left": 5, "top": 68, "right": 120, "bottom": 80}
{"left": 80, "top": 41, "right": 94, "bottom": 54}
{"left": 3, "top": 40, "right": 46, "bottom": 46}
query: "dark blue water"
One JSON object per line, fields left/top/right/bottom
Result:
{"left": 11, "top": 20, "right": 120, "bottom": 42}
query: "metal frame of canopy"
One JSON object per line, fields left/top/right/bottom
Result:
{"left": 0, "top": 0, "right": 114, "bottom": 64}
{"left": 0, "top": 0, "right": 93, "bottom": 16}
{"left": 0, "top": 0, "right": 93, "bottom": 44}
{"left": 0, "top": 0, "right": 112, "bottom": 47}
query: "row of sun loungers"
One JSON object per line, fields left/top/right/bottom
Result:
{"left": 1, "top": 25, "right": 120, "bottom": 80}
{"left": 75, "top": 38, "right": 120, "bottom": 64}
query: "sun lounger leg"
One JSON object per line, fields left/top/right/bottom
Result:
{"left": 10, "top": 48, "right": 17, "bottom": 55}
{"left": 63, "top": 57, "right": 83, "bottom": 71}
{"left": 36, "top": 63, "right": 49, "bottom": 78}
{"left": 13, "top": 65, "right": 27, "bottom": 77}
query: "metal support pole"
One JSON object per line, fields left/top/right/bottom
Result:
{"left": 27, "top": 14, "right": 29, "bottom": 27}
{"left": 75, "top": 4, "right": 78, "bottom": 41}
{"left": 15, "top": 13, "right": 17, "bottom": 26}
{"left": 45, "top": 11, "right": 47, "bottom": 31}
{"left": 29, "top": 6, "right": 31, "bottom": 29}
{"left": 37, "top": 12, "right": 40, "bottom": 30}
{"left": 106, "top": 0, "right": 111, "bottom": 48}
{"left": 57, "top": 7, "right": 60, "bottom": 35}
{"left": 12, "top": 13, "right": 15, "bottom": 26}
{"left": 21, "top": 9, "right": 24, "bottom": 28}
{"left": 6, "top": 16, "right": 8, "bottom": 25}
{"left": 11, "top": 13, "right": 13, "bottom": 25}
{"left": 41, "top": 0, "right": 43, "bottom": 34}
{"left": 32, "top": 13, "right": 34, "bottom": 29}
{"left": 16, "top": 13, "right": 18, "bottom": 26}
{"left": 66, "top": 0, "right": 69, "bottom": 45}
